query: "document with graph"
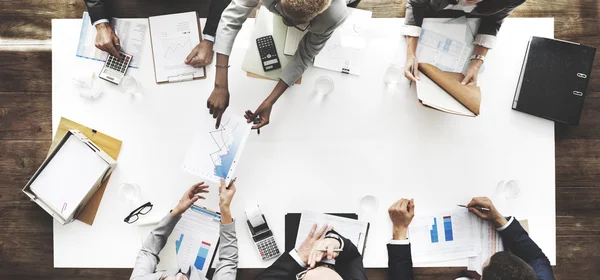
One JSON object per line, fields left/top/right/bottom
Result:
{"left": 182, "top": 113, "right": 252, "bottom": 185}
{"left": 171, "top": 205, "right": 221, "bottom": 275}
{"left": 148, "top": 12, "right": 205, "bottom": 83}
{"left": 409, "top": 208, "right": 481, "bottom": 263}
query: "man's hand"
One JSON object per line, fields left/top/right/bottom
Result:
{"left": 461, "top": 59, "right": 483, "bottom": 85}
{"left": 467, "top": 197, "right": 507, "bottom": 227}
{"left": 185, "top": 40, "right": 214, "bottom": 68}
{"left": 297, "top": 224, "right": 331, "bottom": 265}
{"left": 95, "top": 23, "right": 121, "bottom": 59}
{"left": 219, "top": 179, "right": 236, "bottom": 224}
{"left": 308, "top": 237, "right": 341, "bottom": 268}
{"left": 207, "top": 86, "right": 230, "bottom": 129}
{"left": 244, "top": 101, "right": 273, "bottom": 130}
{"left": 404, "top": 55, "right": 420, "bottom": 83}
{"left": 171, "top": 182, "right": 209, "bottom": 216}
{"left": 388, "top": 198, "right": 415, "bottom": 240}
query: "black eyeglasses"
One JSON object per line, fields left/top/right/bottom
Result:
{"left": 272, "top": 2, "right": 311, "bottom": 32}
{"left": 124, "top": 202, "right": 153, "bottom": 224}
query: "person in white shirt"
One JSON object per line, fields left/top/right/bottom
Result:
{"left": 402, "top": 0, "right": 526, "bottom": 85}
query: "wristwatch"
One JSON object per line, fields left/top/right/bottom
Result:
{"left": 470, "top": 54, "right": 485, "bottom": 62}
{"left": 324, "top": 232, "right": 345, "bottom": 251}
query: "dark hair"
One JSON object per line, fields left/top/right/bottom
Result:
{"left": 482, "top": 252, "right": 537, "bottom": 280}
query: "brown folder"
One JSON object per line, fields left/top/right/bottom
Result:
{"left": 49, "top": 117, "right": 122, "bottom": 225}
{"left": 418, "top": 63, "right": 481, "bottom": 116}
{"left": 246, "top": 72, "right": 302, "bottom": 84}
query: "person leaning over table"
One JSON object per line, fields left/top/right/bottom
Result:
{"left": 130, "top": 179, "right": 238, "bottom": 280}
{"left": 208, "top": 0, "right": 361, "bottom": 131}
{"left": 402, "top": 0, "right": 526, "bottom": 86}
{"left": 83, "top": 0, "right": 230, "bottom": 67}
{"left": 255, "top": 224, "right": 367, "bottom": 280}
{"left": 386, "top": 197, "right": 555, "bottom": 280}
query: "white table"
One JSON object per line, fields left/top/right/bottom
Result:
{"left": 51, "top": 17, "right": 556, "bottom": 269}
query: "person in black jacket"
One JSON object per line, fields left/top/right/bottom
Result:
{"left": 255, "top": 224, "right": 367, "bottom": 280}
{"left": 387, "top": 197, "right": 555, "bottom": 280}
{"left": 83, "top": 0, "right": 229, "bottom": 67}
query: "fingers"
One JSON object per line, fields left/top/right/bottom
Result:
{"left": 245, "top": 110, "right": 255, "bottom": 123}
{"left": 219, "top": 179, "right": 226, "bottom": 194}
{"left": 185, "top": 44, "right": 201, "bottom": 64}
{"left": 414, "top": 68, "right": 420, "bottom": 80}
{"left": 467, "top": 78, "right": 477, "bottom": 86}
{"left": 327, "top": 243, "right": 334, "bottom": 260}
{"left": 252, "top": 117, "right": 268, "bottom": 129}
{"left": 404, "top": 69, "right": 418, "bottom": 82}
{"left": 307, "top": 224, "right": 317, "bottom": 239}
{"left": 215, "top": 112, "right": 223, "bottom": 129}
{"left": 399, "top": 198, "right": 409, "bottom": 211}
{"left": 409, "top": 198, "right": 415, "bottom": 214}
{"left": 106, "top": 43, "right": 121, "bottom": 59}
{"left": 314, "top": 224, "right": 329, "bottom": 240}
{"left": 469, "top": 207, "right": 485, "bottom": 219}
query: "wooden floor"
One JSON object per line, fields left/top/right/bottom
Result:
{"left": 1, "top": 0, "right": 599, "bottom": 279}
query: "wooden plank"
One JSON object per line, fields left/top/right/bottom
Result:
{"left": 557, "top": 187, "right": 600, "bottom": 215}
{"left": 0, "top": 140, "right": 51, "bottom": 189}
{"left": 557, "top": 216, "right": 600, "bottom": 236}
{"left": 0, "top": 51, "right": 51, "bottom": 92}
{"left": 554, "top": 236, "right": 600, "bottom": 279}
{"left": 0, "top": 92, "right": 52, "bottom": 140}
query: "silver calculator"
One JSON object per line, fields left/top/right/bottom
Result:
{"left": 99, "top": 51, "right": 132, "bottom": 85}
{"left": 246, "top": 213, "right": 281, "bottom": 260}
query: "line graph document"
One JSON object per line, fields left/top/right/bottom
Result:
{"left": 148, "top": 12, "right": 205, "bottom": 83}
{"left": 182, "top": 113, "right": 252, "bottom": 185}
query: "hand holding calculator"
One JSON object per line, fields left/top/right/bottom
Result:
{"left": 99, "top": 51, "right": 133, "bottom": 85}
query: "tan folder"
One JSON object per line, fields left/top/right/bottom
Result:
{"left": 418, "top": 63, "right": 482, "bottom": 116}
{"left": 49, "top": 117, "right": 122, "bottom": 225}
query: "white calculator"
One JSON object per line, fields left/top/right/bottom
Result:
{"left": 246, "top": 208, "right": 281, "bottom": 260}
{"left": 99, "top": 51, "right": 132, "bottom": 85}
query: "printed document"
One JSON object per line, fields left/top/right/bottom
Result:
{"left": 295, "top": 211, "right": 369, "bottom": 254}
{"left": 468, "top": 220, "right": 504, "bottom": 274}
{"left": 409, "top": 208, "right": 480, "bottom": 263}
{"left": 171, "top": 206, "right": 221, "bottom": 275}
{"left": 148, "top": 12, "right": 205, "bottom": 83}
{"left": 182, "top": 113, "right": 252, "bottom": 185}
{"left": 76, "top": 12, "right": 147, "bottom": 68}
{"left": 416, "top": 26, "right": 471, "bottom": 73}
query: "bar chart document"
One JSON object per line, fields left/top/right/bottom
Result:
{"left": 182, "top": 113, "right": 252, "bottom": 185}
{"left": 416, "top": 26, "right": 471, "bottom": 73}
{"left": 76, "top": 12, "right": 147, "bottom": 68}
{"left": 148, "top": 12, "right": 205, "bottom": 83}
{"left": 409, "top": 209, "right": 480, "bottom": 263}
{"left": 171, "top": 205, "right": 221, "bottom": 275}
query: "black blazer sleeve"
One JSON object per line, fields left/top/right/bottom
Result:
{"left": 498, "top": 218, "right": 555, "bottom": 280}
{"left": 255, "top": 253, "right": 304, "bottom": 280}
{"left": 404, "top": 0, "right": 431, "bottom": 27}
{"left": 387, "top": 244, "right": 414, "bottom": 280}
{"left": 476, "top": 0, "right": 525, "bottom": 36}
{"left": 335, "top": 234, "right": 367, "bottom": 280}
{"left": 203, "top": 0, "right": 232, "bottom": 37}
{"left": 83, "top": 0, "right": 112, "bottom": 24}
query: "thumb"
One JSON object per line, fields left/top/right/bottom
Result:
{"left": 414, "top": 69, "right": 420, "bottom": 80}
{"left": 191, "top": 196, "right": 199, "bottom": 203}
{"left": 185, "top": 46, "right": 199, "bottom": 64}
{"left": 461, "top": 75, "right": 469, "bottom": 85}
{"left": 409, "top": 198, "right": 415, "bottom": 213}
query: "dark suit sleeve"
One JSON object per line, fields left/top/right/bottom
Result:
{"left": 204, "top": 0, "right": 232, "bottom": 37}
{"left": 83, "top": 0, "right": 112, "bottom": 24}
{"left": 405, "top": 0, "right": 431, "bottom": 27}
{"left": 255, "top": 253, "right": 304, "bottom": 280}
{"left": 477, "top": 0, "right": 525, "bottom": 36}
{"left": 335, "top": 234, "right": 367, "bottom": 280}
{"left": 387, "top": 244, "right": 414, "bottom": 280}
{"left": 498, "top": 218, "right": 555, "bottom": 280}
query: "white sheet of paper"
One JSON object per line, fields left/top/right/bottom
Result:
{"left": 29, "top": 134, "right": 109, "bottom": 219}
{"left": 416, "top": 25, "right": 471, "bottom": 73}
{"left": 294, "top": 212, "right": 369, "bottom": 254}
{"left": 283, "top": 26, "right": 306, "bottom": 55}
{"left": 148, "top": 12, "right": 204, "bottom": 82}
{"left": 409, "top": 208, "right": 480, "bottom": 264}
{"left": 170, "top": 206, "right": 221, "bottom": 275}
{"left": 76, "top": 12, "right": 147, "bottom": 68}
{"left": 182, "top": 113, "right": 252, "bottom": 184}
{"left": 416, "top": 73, "right": 475, "bottom": 117}
{"left": 313, "top": 8, "right": 372, "bottom": 75}
{"left": 467, "top": 220, "right": 504, "bottom": 274}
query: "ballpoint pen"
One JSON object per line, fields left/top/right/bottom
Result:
{"left": 253, "top": 117, "right": 261, "bottom": 135}
{"left": 409, "top": 57, "right": 415, "bottom": 87}
{"left": 317, "top": 249, "right": 343, "bottom": 252}
{"left": 457, "top": 204, "right": 490, "bottom": 211}
{"left": 227, "top": 177, "right": 237, "bottom": 189}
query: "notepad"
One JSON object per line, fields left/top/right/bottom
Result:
{"left": 295, "top": 211, "right": 370, "bottom": 254}
{"left": 29, "top": 134, "right": 110, "bottom": 220}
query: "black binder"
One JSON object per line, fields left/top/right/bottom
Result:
{"left": 284, "top": 213, "right": 359, "bottom": 253}
{"left": 512, "top": 36, "right": 596, "bottom": 125}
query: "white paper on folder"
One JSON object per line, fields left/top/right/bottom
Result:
{"left": 313, "top": 8, "right": 372, "bottom": 75}
{"left": 29, "top": 134, "right": 109, "bottom": 219}
{"left": 409, "top": 208, "right": 480, "bottom": 264}
{"left": 148, "top": 12, "right": 204, "bottom": 82}
{"left": 294, "top": 211, "right": 369, "bottom": 254}
{"left": 416, "top": 23, "right": 471, "bottom": 73}
{"left": 76, "top": 12, "right": 147, "bottom": 68}
{"left": 283, "top": 27, "right": 307, "bottom": 55}
{"left": 415, "top": 73, "right": 474, "bottom": 117}
{"left": 164, "top": 205, "right": 221, "bottom": 275}
{"left": 181, "top": 113, "right": 252, "bottom": 185}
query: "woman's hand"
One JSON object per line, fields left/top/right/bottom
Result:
{"left": 461, "top": 59, "right": 483, "bottom": 86}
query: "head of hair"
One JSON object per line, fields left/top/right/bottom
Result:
{"left": 304, "top": 266, "right": 343, "bottom": 280}
{"left": 280, "top": 0, "right": 332, "bottom": 24}
{"left": 482, "top": 252, "right": 537, "bottom": 280}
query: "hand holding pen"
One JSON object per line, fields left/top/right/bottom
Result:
{"left": 462, "top": 197, "right": 509, "bottom": 228}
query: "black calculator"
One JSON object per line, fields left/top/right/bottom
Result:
{"left": 99, "top": 51, "right": 133, "bottom": 85}
{"left": 256, "top": 35, "right": 281, "bottom": 72}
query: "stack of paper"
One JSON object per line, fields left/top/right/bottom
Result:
{"left": 416, "top": 21, "right": 473, "bottom": 73}
{"left": 467, "top": 220, "right": 504, "bottom": 275}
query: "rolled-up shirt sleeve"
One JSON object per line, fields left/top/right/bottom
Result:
{"left": 213, "top": 0, "right": 259, "bottom": 56}
{"left": 400, "top": 25, "right": 422, "bottom": 37}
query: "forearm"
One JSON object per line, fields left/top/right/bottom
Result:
{"left": 393, "top": 226, "right": 409, "bottom": 240}
{"left": 220, "top": 206, "right": 233, "bottom": 224}
{"left": 214, "top": 54, "right": 230, "bottom": 88}
{"left": 264, "top": 80, "right": 289, "bottom": 105}
{"left": 406, "top": 36, "right": 418, "bottom": 57}
{"left": 473, "top": 45, "right": 489, "bottom": 57}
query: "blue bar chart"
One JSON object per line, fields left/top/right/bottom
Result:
{"left": 194, "top": 241, "right": 211, "bottom": 270}
{"left": 430, "top": 217, "right": 439, "bottom": 243}
{"left": 175, "top": 233, "right": 184, "bottom": 254}
{"left": 443, "top": 216, "right": 454, "bottom": 241}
